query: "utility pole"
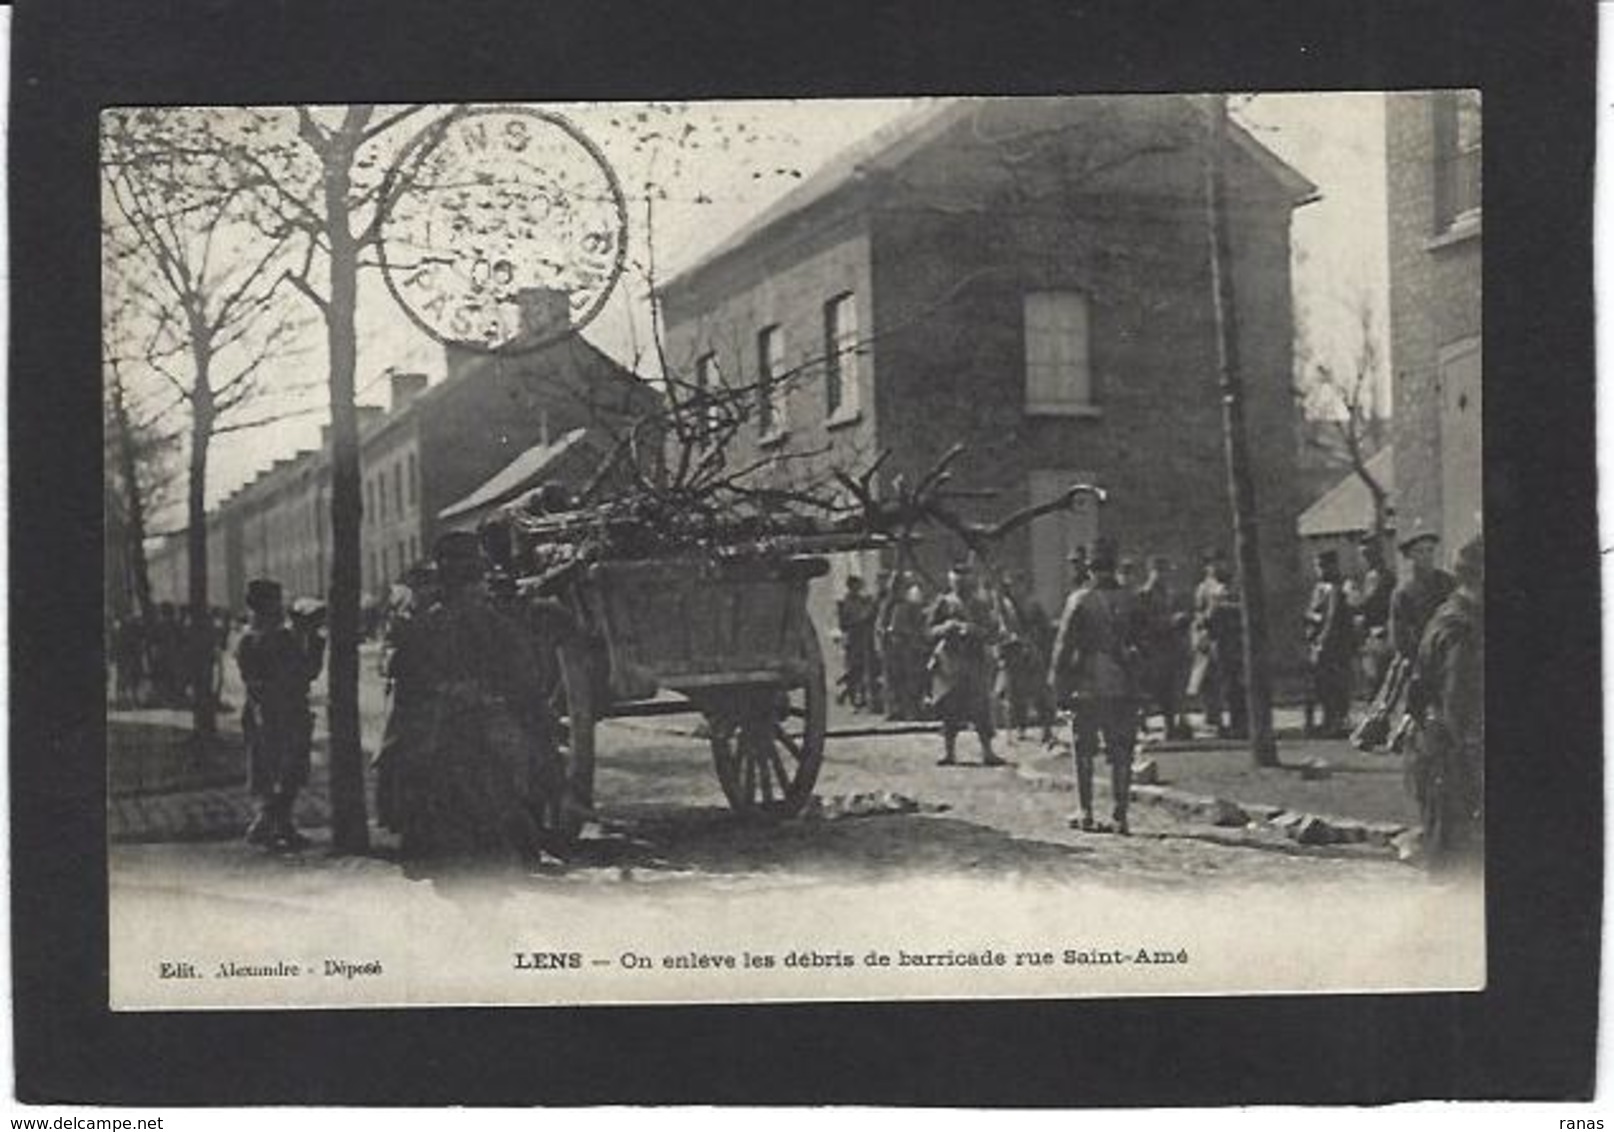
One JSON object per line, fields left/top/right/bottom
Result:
{"left": 1203, "top": 93, "right": 1280, "bottom": 767}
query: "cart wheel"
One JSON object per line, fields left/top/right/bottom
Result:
{"left": 544, "top": 636, "right": 597, "bottom": 847}
{"left": 709, "top": 623, "right": 827, "bottom": 817}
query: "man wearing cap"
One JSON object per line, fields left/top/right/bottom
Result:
{"left": 926, "top": 561, "right": 1006, "bottom": 767}
{"left": 1405, "top": 534, "right": 1483, "bottom": 871}
{"left": 236, "top": 578, "right": 325, "bottom": 850}
{"left": 1049, "top": 537, "right": 1142, "bottom": 834}
{"left": 1304, "top": 549, "right": 1356, "bottom": 738}
{"left": 1390, "top": 523, "right": 1456, "bottom": 663}
{"left": 384, "top": 530, "right": 550, "bottom": 875}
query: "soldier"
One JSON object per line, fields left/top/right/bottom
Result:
{"left": 383, "top": 531, "right": 550, "bottom": 877}
{"left": 236, "top": 579, "right": 324, "bottom": 850}
{"left": 836, "top": 575, "right": 878, "bottom": 710}
{"left": 1049, "top": 537, "right": 1141, "bottom": 834}
{"left": 987, "top": 574, "right": 1052, "bottom": 742}
{"left": 1304, "top": 548, "right": 1356, "bottom": 738}
{"left": 927, "top": 562, "right": 1005, "bottom": 767}
{"left": 1136, "top": 555, "right": 1191, "bottom": 740}
{"left": 1405, "top": 534, "right": 1483, "bottom": 872}
{"left": 112, "top": 612, "right": 147, "bottom": 707}
{"left": 1188, "top": 552, "right": 1227, "bottom": 735}
{"left": 881, "top": 575, "right": 928, "bottom": 721}
{"left": 1351, "top": 534, "right": 1396, "bottom": 695}
{"left": 374, "top": 562, "right": 437, "bottom": 833}
{"left": 1390, "top": 524, "right": 1456, "bottom": 663}
{"left": 1068, "top": 546, "right": 1092, "bottom": 592}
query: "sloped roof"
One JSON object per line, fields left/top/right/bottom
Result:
{"left": 664, "top": 96, "right": 1318, "bottom": 292}
{"left": 1298, "top": 446, "right": 1395, "bottom": 539}
{"left": 438, "top": 428, "right": 593, "bottom": 521}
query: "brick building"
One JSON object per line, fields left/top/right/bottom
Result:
{"left": 1385, "top": 90, "right": 1482, "bottom": 558}
{"left": 146, "top": 292, "right": 658, "bottom": 612}
{"left": 661, "top": 96, "right": 1314, "bottom": 660}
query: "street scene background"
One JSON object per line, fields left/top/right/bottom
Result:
{"left": 102, "top": 94, "right": 1484, "bottom": 1007}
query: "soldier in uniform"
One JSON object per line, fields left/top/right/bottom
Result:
{"left": 993, "top": 571, "right": 1052, "bottom": 743}
{"left": 1135, "top": 555, "right": 1191, "bottom": 740}
{"left": 1304, "top": 548, "right": 1356, "bottom": 738}
{"left": 927, "top": 562, "right": 1005, "bottom": 767}
{"left": 881, "top": 575, "right": 928, "bottom": 721}
{"left": 383, "top": 531, "right": 550, "bottom": 878}
{"left": 836, "top": 575, "right": 878, "bottom": 710}
{"left": 1351, "top": 535, "right": 1396, "bottom": 695}
{"left": 1405, "top": 534, "right": 1483, "bottom": 872}
{"left": 1049, "top": 537, "right": 1141, "bottom": 834}
{"left": 236, "top": 578, "right": 325, "bottom": 850}
{"left": 1390, "top": 524, "right": 1455, "bottom": 663}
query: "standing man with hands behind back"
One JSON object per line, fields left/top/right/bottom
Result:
{"left": 1050, "top": 537, "right": 1142, "bottom": 835}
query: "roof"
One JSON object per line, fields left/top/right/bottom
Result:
{"left": 663, "top": 96, "right": 1318, "bottom": 292}
{"left": 438, "top": 428, "right": 593, "bottom": 521}
{"left": 1298, "top": 446, "right": 1395, "bottom": 539}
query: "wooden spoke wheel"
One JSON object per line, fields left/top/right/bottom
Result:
{"left": 708, "top": 624, "right": 827, "bottom": 817}
{"left": 542, "top": 636, "right": 598, "bottom": 848}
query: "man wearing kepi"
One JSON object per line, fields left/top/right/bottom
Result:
{"left": 236, "top": 578, "right": 324, "bottom": 850}
{"left": 1050, "top": 537, "right": 1141, "bottom": 834}
{"left": 927, "top": 561, "right": 1005, "bottom": 767}
{"left": 1390, "top": 521, "right": 1455, "bottom": 664}
{"left": 385, "top": 530, "right": 550, "bottom": 877}
{"left": 1405, "top": 534, "right": 1484, "bottom": 871}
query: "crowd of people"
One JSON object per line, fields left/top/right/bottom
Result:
{"left": 108, "top": 603, "right": 234, "bottom": 711}
{"left": 149, "top": 513, "right": 1479, "bottom": 871}
{"left": 832, "top": 524, "right": 1483, "bottom": 863}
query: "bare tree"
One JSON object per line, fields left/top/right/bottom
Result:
{"left": 102, "top": 109, "right": 305, "bottom": 740}
{"left": 1295, "top": 296, "right": 1392, "bottom": 546}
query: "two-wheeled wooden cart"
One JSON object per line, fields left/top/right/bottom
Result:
{"left": 527, "top": 544, "right": 852, "bottom": 842}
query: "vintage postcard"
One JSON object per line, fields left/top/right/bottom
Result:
{"left": 102, "top": 93, "right": 1484, "bottom": 1010}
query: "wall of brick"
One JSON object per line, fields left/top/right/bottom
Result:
{"left": 870, "top": 197, "right": 1305, "bottom": 665}
{"left": 1385, "top": 92, "right": 1483, "bottom": 552}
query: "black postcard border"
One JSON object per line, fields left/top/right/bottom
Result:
{"left": 9, "top": 0, "right": 1600, "bottom": 1106}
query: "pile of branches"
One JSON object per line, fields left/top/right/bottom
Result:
{"left": 503, "top": 442, "right": 1105, "bottom": 593}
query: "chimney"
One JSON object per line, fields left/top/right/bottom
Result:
{"left": 390, "top": 371, "right": 429, "bottom": 412}
{"left": 356, "top": 405, "right": 386, "bottom": 434}
{"left": 516, "top": 286, "right": 571, "bottom": 343}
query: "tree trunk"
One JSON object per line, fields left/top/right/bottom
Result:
{"left": 1204, "top": 95, "right": 1279, "bottom": 767}
{"left": 110, "top": 373, "right": 156, "bottom": 625}
{"left": 186, "top": 378, "right": 218, "bottom": 741}
{"left": 321, "top": 137, "right": 371, "bottom": 854}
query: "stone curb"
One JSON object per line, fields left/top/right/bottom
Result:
{"left": 1012, "top": 753, "right": 1410, "bottom": 852}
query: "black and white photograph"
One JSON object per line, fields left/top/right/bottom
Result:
{"left": 96, "top": 92, "right": 1491, "bottom": 1010}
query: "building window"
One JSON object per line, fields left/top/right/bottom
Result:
{"left": 695, "top": 351, "right": 722, "bottom": 439}
{"left": 368, "top": 550, "right": 377, "bottom": 590}
{"left": 757, "top": 324, "right": 787, "bottom": 439}
{"left": 382, "top": 544, "right": 391, "bottom": 583}
{"left": 1023, "top": 291, "right": 1094, "bottom": 414}
{"left": 365, "top": 480, "right": 374, "bottom": 526}
{"left": 407, "top": 452, "right": 418, "bottom": 508}
{"left": 824, "top": 292, "right": 860, "bottom": 422}
{"left": 1432, "top": 90, "right": 1481, "bottom": 232}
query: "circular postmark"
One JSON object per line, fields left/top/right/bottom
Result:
{"left": 379, "top": 105, "right": 628, "bottom": 355}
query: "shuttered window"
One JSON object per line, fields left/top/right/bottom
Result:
{"left": 1024, "top": 291, "right": 1094, "bottom": 413}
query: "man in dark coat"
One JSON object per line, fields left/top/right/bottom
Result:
{"left": 836, "top": 575, "right": 878, "bottom": 710}
{"left": 927, "top": 562, "right": 1004, "bottom": 767}
{"left": 994, "top": 571, "right": 1052, "bottom": 742}
{"left": 1135, "top": 555, "right": 1190, "bottom": 740}
{"left": 1305, "top": 549, "right": 1356, "bottom": 738}
{"left": 1390, "top": 526, "right": 1455, "bottom": 662}
{"left": 384, "top": 531, "right": 550, "bottom": 877}
{"left": 1405, "top": 534, "right": 1483, "bottom": 872}
{"left": 880, "top": 574, "right": 928, "bottom": 721}
{"left": 1351, "top": 535, "right": 1396, "bottom": 694}
{"left": 236, "top": 578, "right": 324, "bottom": 850}
{"left": 1050, "top": 537, "right": 1141, "bottom": 834}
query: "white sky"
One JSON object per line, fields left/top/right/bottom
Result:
{"left": 135, "top": 94, "right": 1390, "bottom": 527}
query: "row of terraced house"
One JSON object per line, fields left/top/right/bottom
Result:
{"left": 145, "top": 291, "right": 659, "bottom": 613}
